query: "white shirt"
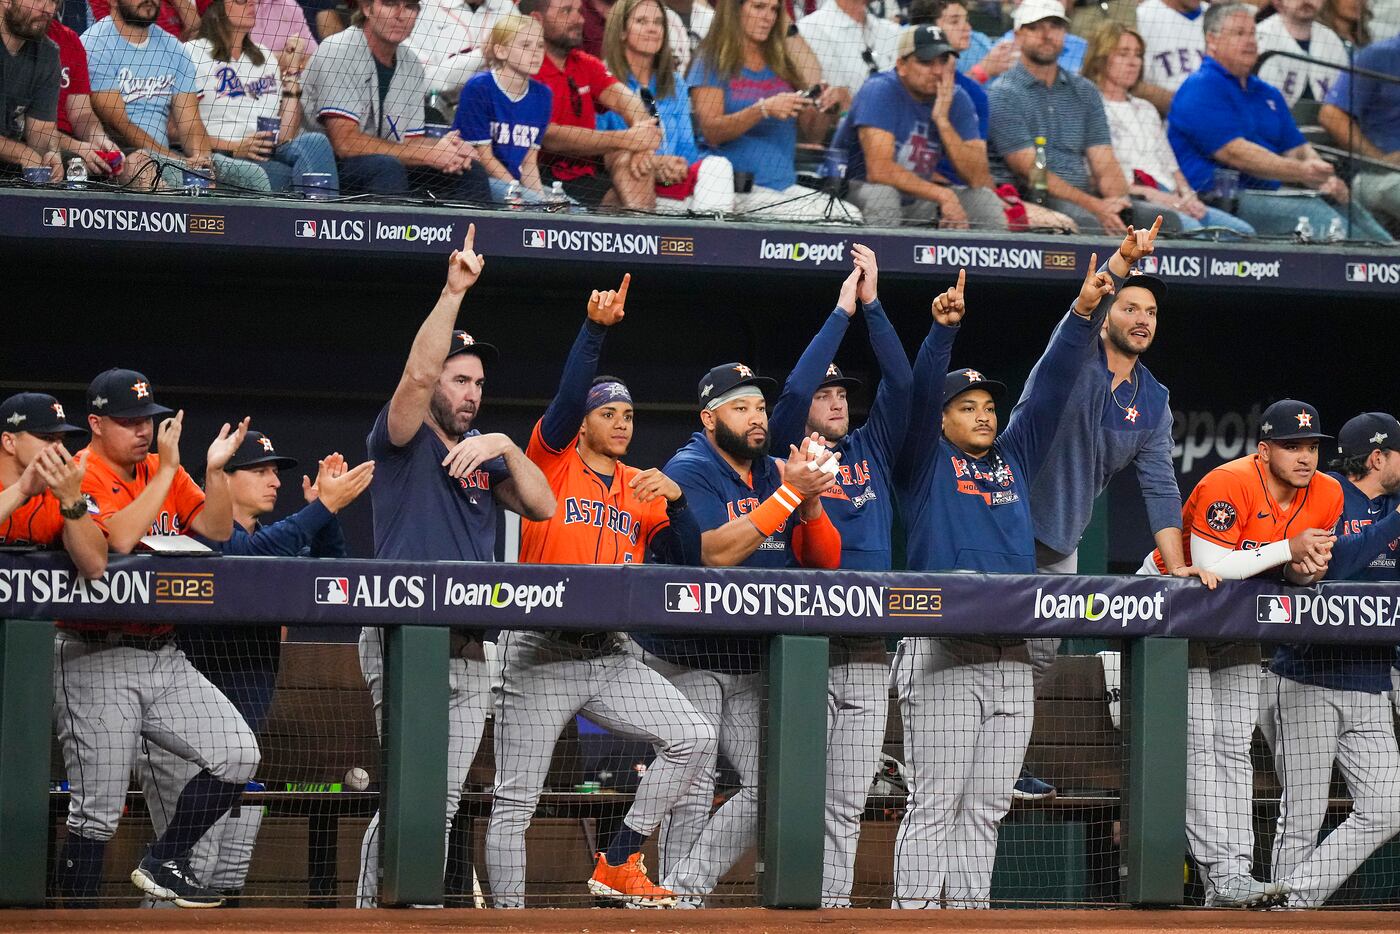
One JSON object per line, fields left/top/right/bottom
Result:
{"left": 184, "top": 37, "right": 281, "bottom": 142}
{"left": 1255, "top": 15, "right": 1349, "bottom": 108}
{"left": 404, "top": 0, "right": 517, "bottom": 97}
{"left": 1371, "top": 0, "right": 1400, "bottom": 43}
{"left": 1137, "top": 0, "right": 1207, "bottom": 93}
{"left": 1104, "top": 95, "right": 1182, "bottom": 192}
{"left": 796, "top": 0, "right": 899, "bottom": 94}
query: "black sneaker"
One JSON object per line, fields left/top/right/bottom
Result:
{"left": 130, "top": 852, "right": 224, "bottom": 908}
{"left": 1012, "top": 765, "right": 1057, "bottom": 801}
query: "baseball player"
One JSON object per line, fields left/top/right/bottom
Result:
{"left": 891, "top": 237, "right": 1130, "bottom": 909}
{"left": 766, "top": 245, "right": 913, "bottom": 907}
{"left": 1267, "top": 413, "right": 1400, "bottom": 908}
{"left": 485, "top": 275, "right": 714, "bottom": 908}
{"left": 0, "top": 393, "right": 106, "bottom": 579}
{"left": 138, "top": 433, "right": 373, "bottom": 905}
{"left": 630, "top": 363, "right": 842, "bottom": 907}
{"left": 1017, "top": 215, "right": 1187, "bottom": 801}
{"left": 1140, "top": 398, "right": 1344, "bottom": 907}
{"left": 53, "top": 369, "right": 258, "bottom": 909}
{"left": 357, "top": 226, "right": 554, "bottom": 907}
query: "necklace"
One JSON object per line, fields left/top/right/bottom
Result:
{"left": 1109, "top": 363, "right": 1140, "bottom": 424}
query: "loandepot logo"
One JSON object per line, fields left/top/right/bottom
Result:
{"left": 441, "top": 577, "right": 567, "bottom": 613}
{"left": 758, "top": 238, "right": 846, "bottom": 266}
{"left": 1209, "top": 258, "right": 1281, "bottom": 280}
{"left": 1034, "top": 588, "right": 1165, "bottom": 628}
{"left": 1257, "top": 593, "right": 1400, "bottom": 628}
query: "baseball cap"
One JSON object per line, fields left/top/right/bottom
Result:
{"left": 698, "top": 362, "right": 778, "bottom": 407}
{"left": 897, "top": 24, "right": 957, "bottom": 61}
{"left": 86, "top": 368, "right": 173, "bottom": 419}
{"left": 0, "top": 393, "right": 85, "bottom": 436}
{"left": 943, "top": 367, "right": 1006, "bottom": 407}
{"left": 1121, "top": 273, "right": 1167, "bottom": 308}
{"left": 1258, "top": 399, "right": 1332, "bottom": 442}
{"left": 818, "top": 363, "right": 862, "bottom": 391}
{"left": 447, "top": 331, "right": 499, "bottom": 365}
{"left": 224, "top": 431, "right": 298, "bottom": 472}
{"left": 1337, "top": 412, "right": 1400, "bottom": 458}
{"left": 1013, "top": 0, "right": 1069, "bottom": 30}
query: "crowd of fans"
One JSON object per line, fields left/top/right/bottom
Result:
{"left": 4, "top": 0, "right": 1400, "bottom": 235}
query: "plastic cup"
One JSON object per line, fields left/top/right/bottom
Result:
{"left": 300, "top": 172, "right": 334, "bottom": 200}
{"left": 256, "top": 115, "right": 282, "bottom": 144}
{"left": 22, "top": 166, "right": 53, "bottom": 184}
{"left": 1212, "top": 167, "right": 1240, "bottom": 211}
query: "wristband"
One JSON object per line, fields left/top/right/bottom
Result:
{"left": 758, "top": 98, "right": 769, "bottom": 119}
{"left": 748, "top": 483, "right": 802, "bottom": 537}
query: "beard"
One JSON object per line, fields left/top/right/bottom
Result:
{"left": 807, "top": 416, "right": 847, "bottom": 444}
{"left": 5, "top": 5, "right": 49, "bottom": 40}
{"left": 1105, "top": 321, "right": 1152, "bottom": 357}
{"left": 714, "top": 418, "right": 769, "bottom": 462}
{"left": 117, "top": 0, "right": 160, "bottom": 26}
{"left": 1024, "top": 43, "right": 1060, "bottom": 66}
{"left": 1267, "top": 457, "right": 1313, "bottom": 490}
{"left": 429, "top": 387, "right": 475, "bottom": 439}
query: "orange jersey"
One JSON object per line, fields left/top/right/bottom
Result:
{"left": 1153, "top": 453, "right": 1343, "bottom": 572}
{"left": 519, "top": 421, "right": 670, "bottom": 565}
{"left": 79, "top": 449, "right": 206, "bottom": 538}
{"left": 0, "top": 482, "right": 65, "bottom": 547}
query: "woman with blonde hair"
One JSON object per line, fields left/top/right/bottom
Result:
{"left": 687, "top": 0, "right": 860, "bottom": 219}
{"left": 452, "top": 13, "right": 554, "bottom": 202}
{"left": 1083, "top": 21, "right": 1254, "bottom": 235}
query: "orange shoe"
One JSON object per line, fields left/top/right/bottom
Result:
{"left": 587, "top": 852, "right": 677, "bottom": 907}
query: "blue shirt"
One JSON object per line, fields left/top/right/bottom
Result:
{"left": 957, "top": 70, "right": 989, "bottom": 138}
{"left": 82, "top": 17, "right": 196, "bottom": 148}
{"left": 598, "top": 71, "right": 701, "bottom": 164}
{"left": 688, "top": 57, "right": 796, "bottom": 190}
{"left": 1271, "top": 475, "right": 1400, "bottom": 693}
{"left": 769, "top": 301, "right": 911, "bottom": 570}
{"left": 453, "top": 71, "right": 552, "bottom": 180}
{"left": 366, "top": 404, "right": 511, "bottom": 562}
{"left": 1168, "top": 56, "right": 1306, "bottom": 193}
{"left": 1324, "top": 34, "right": 1400, "bottom": 152}
{"left": 833, "top": 69, "right": 979, "bottom": 188}
{"left": 896, "top": 293, "right": 1109, "bottom": 574}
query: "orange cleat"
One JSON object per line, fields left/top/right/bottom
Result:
{"left": 587, "top": 851, "right": 677, "bottom": 908}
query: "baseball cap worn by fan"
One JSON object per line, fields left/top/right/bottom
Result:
{"left": 1258, "top": 399, "right": 1332, "bottom": 442}
{"left": 1013, "top": 0, "right": 1070, "bottom": 29}
{"left": 86, "top": 368, "right": 173, "bottom": 419}
{"left": 224, "top": 431, "right": 298, "bottom": 472}
{"left": 448, "top": 331, "right": 499, "bottom": 365}
{"left": 818, "top": 363, "right": 862, "bottom": 392}
{"left": 698, "top": 363, "right": 778, "bottom": 408}
{"left": 1337, "top": 412, "right": 1400, "bottom": 458}
{"left": 942, "top": 367, "right": 1007, "bottom": 408}
{"left": 0, "top": 393, "right": 86, "bottom": 435}
{"left": 898, "top": 23, "right": 958, "bottom": 60}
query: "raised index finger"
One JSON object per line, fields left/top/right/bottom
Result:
{"left": 463, "top": 222, "right": 476, "bottom": 255}
{"left": 1147, "top": 214, "right": 1163, "bottom": 241}
{"left": 616, "top": 272, "right": 631, "bottom": 303}
{"left": 955, "top": 268, "right": 966, "bottom": 293}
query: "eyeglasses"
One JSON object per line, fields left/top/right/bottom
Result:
{"left": 861, "top": 46, "right": 878, "bottom": 75}
{"left": 638, "top": 86, "right": 659, "bottom": 119}
{"left": 567, "top": 76, "right": 583, "bottom": 117}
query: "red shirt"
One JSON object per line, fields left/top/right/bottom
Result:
{"left": 0, "top": 482, "right": 65, "bottom": 548}
{"left": 534, "top": 49, "right": 618, "bottom": 182}
{"left": 88, "top": 0, "right": 185, "bottom": 38}
{"left": 47, "top": 21, "right": 91, "bottom": 136}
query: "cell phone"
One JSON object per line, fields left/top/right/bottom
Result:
{"left": 801, "top": 84, "right": 824, "bottom": 101}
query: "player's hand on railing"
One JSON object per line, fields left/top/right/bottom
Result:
{"left": 445, "top": 223, "right": 485, "bottom": 295}
{"left": 629, "top": 467, "right": 682, "bottom": 504}
{"left": 155, "top": 410, "right": 184, "bottom": 476}
{"left": 782, "top": 432, "right": 840, "bottom": 501}
{"left": 441, "top": 431, "right": 514, "bottom": 479}
{"left": 587, "top": 273, "right": 630, "bottom": 326}
{"left": 1288, "top": 527, "right": 1336, "bottom": 566}
{"left": 1171, "top": 563, "right": 1220, "bottom": 590}
{"left": 206, "top": 417, "right": 251, "bottom": 473}
{"left": 931, "top": 268, "right": 966, "bottom": 326}
{"left": 1112, "top": 214, "right": 1163, "bottom": 274}
{"left": 1073, "top": 253, "right": 1114, "bottom": 318}
{"left": 853, "top": 243, "right": 878, "bottom": 305}
{"left": 313, "top": 454, "right": 375, "bottom": 513}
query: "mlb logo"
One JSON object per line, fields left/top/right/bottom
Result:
{"left": 1346, "top": 263, "right": 1367, "bottom": 282}
{"left": 1140, "top": 256, "right": 1159, "bottom": 273}
{"left": 315, "top": 577, "right": 351, "bottom": 605}
{"left": 1257, "top": 595, "right": 1292, "bottom": 624}
{"left": 295, "top": 220, "right": 317, "bottom": 238}
{"left": 43, "top": 208, "right": 68, "bottom": 227}
{"left": 665, "top": 583, "right": 702, "bottom": 613}
{"left": 913, "top": 245, "right": 935, "bottom": 265}
{"left": 523, "top": 229, "right": 546, "bottom": 248}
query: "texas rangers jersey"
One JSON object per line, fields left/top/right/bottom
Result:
{"left": 1139, "top": 0, "right": 1208, "bottom": 92}
{"left": 0, "top": 484, "right": 65, "bottom": 547}
{"left": 1255, "top": 16, "right": 1348, "bottom": 107}
{"left": 1151, "top": 452, "right": 1344, "bottom": 572}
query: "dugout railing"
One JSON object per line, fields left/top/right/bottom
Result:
{"left": 0, "top": 552, "right": 1395, "bottom": 908}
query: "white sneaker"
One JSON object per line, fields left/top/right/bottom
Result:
{"left": 1212, "top": 875, "right": 1277, "bottom": 907}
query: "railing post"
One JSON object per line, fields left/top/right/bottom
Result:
{"left": 761, "top": 634, "right": 828, "bottom": 908}
{"left": 381, "top": 624, "right": 451, "bottom": 906}
{"left": 0, "top": 619, "right": 53, "bottom": 907}
{"left": 1121, "top": 635, "right": 1187, "bottom": 905}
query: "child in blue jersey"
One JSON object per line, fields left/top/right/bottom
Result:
{"left": 1268, "top": 413, "right": 1400, "bottom": 909}
{"left": 454, "top": 14, "right": 553, "bottom": 203}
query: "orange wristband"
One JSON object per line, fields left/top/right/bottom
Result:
{"left": 748, "top": 483, "right": 802, "bottom": 537}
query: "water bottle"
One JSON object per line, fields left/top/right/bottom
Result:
{"left": 547, "top": 180, "right": 568, "bottom": 212}
{"left": 1325, "top": 216, "right": 1345, "bottom": 242}
{"left": 504, "top": 180, "right": 524, "bottom": 211}
{"left": 65, "top": 157, "right": 88, "bottom": 190}
{"left": 1293, "top": 215, "right": 1314, "bottom": 243}
{"left": 1029, "top": 136, "right": 1049, "bottom": 205}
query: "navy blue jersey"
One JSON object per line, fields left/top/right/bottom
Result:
{"left": 770, "top": 300, "right": 911, "bottom": 571}
{"left": 366, "top": 403, "right": 511, "bottom": 562}
{"left": 896, "top": 298, "right": 1106, "bottom": 573}
{"left": 633, "top": 431, "right": 803, "bottom": 672}
{"left": 1272, "top": 473, "right": 1400, "bottom": 693}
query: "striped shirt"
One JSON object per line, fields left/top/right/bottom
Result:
{"left": 988, "top": 62, "right": 1112, "bottom": 191}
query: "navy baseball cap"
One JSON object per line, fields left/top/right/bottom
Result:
{"left": 1259, "top": 399, "right": 1331, "bottom": 442}
{"left": 1121, "top": 273, "right": 1167, "bottom": 308}
{"left": 86, "top": 368, "right": 173, "bottom": 419}
{"left": 943, "top": 367, "right": 1006, "bottom": 407}
{"left": 224, "top": 431, "right": 298, "bottom": 472}
{"left": 0, "top": 393, "right": 85, "bottom": 435}
{"left": 1337, "top": 412, "right": 1400, "bottom": 458}
{"left": 447, "top": 331, "right": 499, "bottom": 365}
{"left": 818, "top": 363, "right": 861, "bottom": 391}
{"left": 698, "top": 362, "right": 777, "bottom": 407}
{"left": 897, "top": 24, "right": 957, "bottom": 61}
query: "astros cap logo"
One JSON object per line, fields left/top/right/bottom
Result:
{"left": 734, "top": 365, "right": 754, "bottom": 378}
{"left": 965, "top": 370, "right": 984, "bottom": 382}
{"left": 52, "top": 403, "right": 65, "bottom": 419}
{"left": 1296, "top": 411, "right": 1312, "bottom": 429}
{"left": 258, "top": 437, "right": 275, "bottom": 452}
{"left": 825, "top": 364, "right": 840, "bottom": 377}
{"left": 132, "top": 381, "right": 150, "bottom": 399}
